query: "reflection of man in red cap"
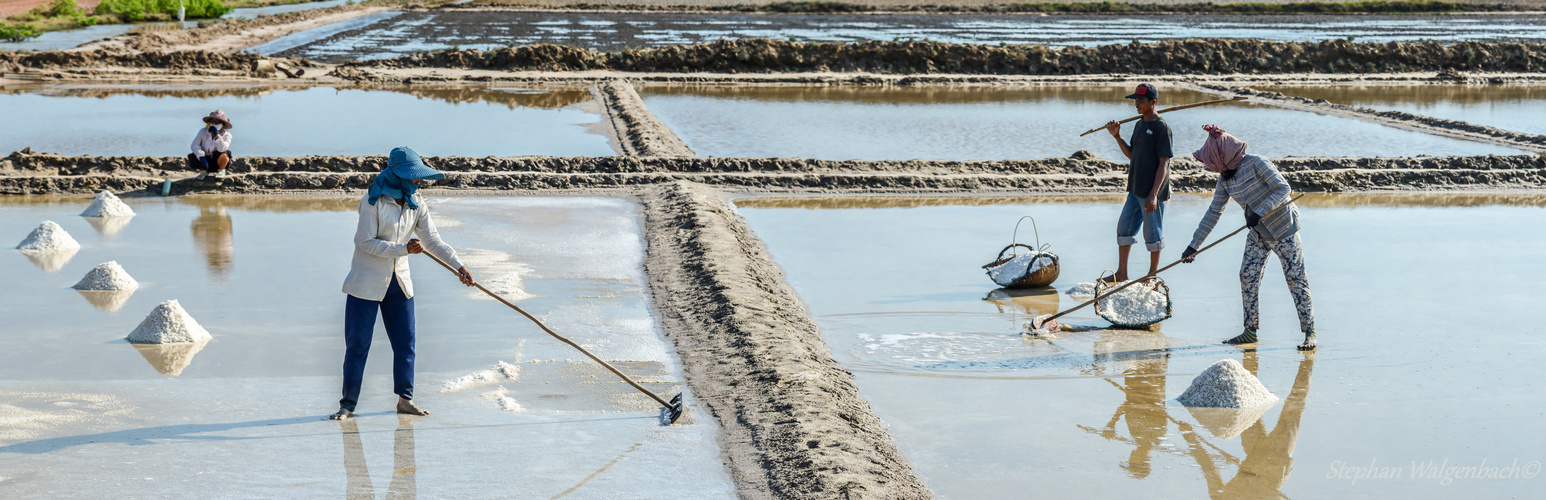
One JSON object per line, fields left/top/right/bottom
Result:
{"left": 188, "top": 110, "right": 233, "bottom": 180}
{"left": 1101, "top": 83, "right": 1172, "bottom": 283}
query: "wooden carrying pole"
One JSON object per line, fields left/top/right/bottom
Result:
{"left": 1079, "top": 96, "right": 1248, "bottom": 137}
{"left": 420, "top": 250, "right": 685, "bottom": 424}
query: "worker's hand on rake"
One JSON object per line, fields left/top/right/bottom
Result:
{"left": 1181, "top": 246, "right": 1198, "bottom": 263}
{"left": 1104, "top": 120, "right": 1121, "bottom": 138}
{"left": 407, "top": 238, "right": 423, "bottom": 254}
{"left": 457, "top": 266, "right": 476, "bottom": 286}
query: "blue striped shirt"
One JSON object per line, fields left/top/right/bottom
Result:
{"left": 1189, "top": 154, "right": 1301, "bottom": 249}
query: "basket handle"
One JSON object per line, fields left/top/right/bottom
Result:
{"left": 994, "top": 243, "right": 1036, "bottom": 262}
{"left": 1012, "top": 216, "right": 1052, "bottom": 257}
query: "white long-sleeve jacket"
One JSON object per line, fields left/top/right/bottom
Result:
{"left": 342, "top": 193, "right": 464, "bottom": 301}
{"left": 190, "top": 128, "right": 232, "bottom": 157}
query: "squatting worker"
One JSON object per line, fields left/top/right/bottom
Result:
{"left": 1180, "top": 126, "right": 1317, "bottom": 351}
{"left": 331, "top": 147, "right": 477, "bottom": 421}
{"left": 1102, "top": 83, "right": 1173, "bottom": 283}
{"left": 189, "top": 110, "right": 233, "bottom": 180}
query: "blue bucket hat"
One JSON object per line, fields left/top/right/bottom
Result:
{"left": 368, "top": 147, "right": 444, "bottom": 209}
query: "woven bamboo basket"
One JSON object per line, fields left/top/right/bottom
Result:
{"left": 982, "top": 216, "right": 1060, "bottom": 288}
{"left": 1092, "top": 273, "right": 1174, "bottom": 329}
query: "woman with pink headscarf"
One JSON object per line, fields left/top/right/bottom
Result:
{"left": 1180, "top": 125, "right": 1316, "bottom": 351}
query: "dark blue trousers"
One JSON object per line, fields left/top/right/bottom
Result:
{"left": 341, "top": 276, "right": 416, "bottom": 411}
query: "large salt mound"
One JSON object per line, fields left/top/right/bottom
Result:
{"left": 1177, "top": 359, "right": 1279, "bottom": 409}
{"left": 127, "top": 300, "right": 212, "bottom": 344}
{"left": 80, "top": 190, "right": 136, "bottom": 217}
{"left": 16, "top": 221, "right": 81, "bottom": 252}
{"left": 72, "top": 261, "right": 139, "bottom": 291}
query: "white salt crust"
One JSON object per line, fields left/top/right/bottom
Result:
{"left": 1177, "top": 359, "right": 1280, "bottom": 409}
{"left": 440, "top": 361, "right": 521, "bottom": 393}
{"left": 16, "top": 221, "right": 81, "bottom": 252}
{"left": 127, "top": 300, "right": 212, "bottom": 344}
{"left": 1063, "top": 282, "right": 1168, "bottom": 325}
{"left": 80, "top": 191, "right": 136, "bottom": 217}
{"left": 481, "top": 385, "right": 525, "bottom": 412}
{"left": 72, "top": 261, "right": 139, "bottom": 291}
{"left": 986, "top": 252, "right": 1054, "bottom": 286}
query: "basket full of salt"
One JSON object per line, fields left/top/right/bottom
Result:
{"left": 1092, "top": 274, "right": 1174, "bottom": 329}
{"left": 982, "top": 216, "right": 1060, "bottom": 288}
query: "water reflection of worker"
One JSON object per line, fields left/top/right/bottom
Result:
{"left": 332, "top": 147, "right": 476, "bottom": 421}
{"left": 188, "top": 110, "right": 233, "bottom": 180}
{"left": 1181, "top": 126, "right": 1316, "bottom": 351}
{"left": 339, "top": 415, "right": 417, "bottom": 498}
{"left": 1211, "top": 352, "right": 1315, "bottom": 498}
{"left": 1084, "top": 333, "right": 1172, "bottom": 478}
{"left": 190, "top": 203, "right": 234, "bottom": 279}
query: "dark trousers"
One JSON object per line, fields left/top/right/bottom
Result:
{"left": 341, "top": 276, "right": 416, "bottom": 411}
{"left": 186, "top": 151, "right": 233, "bottom": 173}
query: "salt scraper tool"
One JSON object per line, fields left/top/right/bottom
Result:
{"left": 421, "top": 251, "right": 686, "bottom": 424}
{"left": 1031, "top": 193, "right": 1304, "bottom": 334}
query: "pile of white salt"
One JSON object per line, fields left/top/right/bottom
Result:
{"left": 127, "top": 300, "right": 212, "bottom": 344}
{"left": 16, "top": 221, "right": 81, "bottom": 252}
{"left": 1177, "top": 359, "right": 1279, "bottom": 408}
{"left": 1064, "top": 281, "right": 1169, "bottom": 326}
{"left": 80, "top": 191, "right": 136, "bottom": 218}
{"left": 72, "top": 261, "right": 138, "bottom": 291}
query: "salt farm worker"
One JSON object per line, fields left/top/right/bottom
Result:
{"left": 189, "top": 110, "right": 234, "bottom": 180}
{"left": 1102, "top": 83, "right": 1172, "bottom": 283}
{"left": 331, "top": 147, "right": 477, "bottom": 421}
{"left": 1180, "top": 126, "right": 1317, "bottom": 351}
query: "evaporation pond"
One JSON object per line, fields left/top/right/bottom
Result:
{"left": 0, "top": 84, "right": 615, "bottom": 157}
{"left": 262, "top": 11, "right": 1546, "bottom": 63}
{"left": 736, "top": 192, "right": 1546, "bottom": 498}
{"left": 641, "top": 85, "right": 1523, "bottom": 161}
{"left": 1257, "top": 84, "right": 1546, "bottom": 136}
{"left": 0, "top": 194, "right": 730, "bottom": 498}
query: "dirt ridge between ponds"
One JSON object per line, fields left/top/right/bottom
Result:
{"left": 3, "top": 151, "right": 1545, "bottom": 195}
{"left": 351, "top": 38, "right": 1546, "bottom": 75}
{"left": 72, "top": 4, "right": 389, "bottom": 53}
{"left": 591, "top": 79, "right": 697, "bottom": 157}
{"left": 638, "top": 181, "right": 931, "bottom": 499}
{"left": 1181, "top": 81, "right": 1546, "bottom": 151}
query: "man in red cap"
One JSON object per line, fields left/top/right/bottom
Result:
{"left": 188, "top": 110, "right": 233, "bottom": 180}
{"left": 1102, "top": 83, "right": 1172, "bottom": 283}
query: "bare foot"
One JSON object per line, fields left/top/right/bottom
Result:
{"left": 1100, "top": 273, "right": 1127, "bottom": 284}
{"left": 397, "top": 397, "right": 429, "bottom": 416}
{"left": 329, "top": 408, "right": 354, "bottom": 420}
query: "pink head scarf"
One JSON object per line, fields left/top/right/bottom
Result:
{"left": 1193, "top": 125, "right": 1247, "bottom": 173}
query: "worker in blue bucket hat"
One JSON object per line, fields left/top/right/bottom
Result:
{"left": 332, "top": 147, "right": 477, "bottom": 420}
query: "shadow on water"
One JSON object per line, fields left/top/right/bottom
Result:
{"left": 0, "top": 415, "right": 321, "bottom": 454}
{"left": 1081, "top": 348, "right": 1316, "bottom": 499}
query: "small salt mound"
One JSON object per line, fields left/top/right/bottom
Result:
{"left": 986, "top": 252, "right": 1054, "bottom": 286}
{"left": 480, "top": 385, "right": 525, "bottom": 412}
{"left": 1177, "top": 359, "right": 1279, "bottom": 409}
{"left": 126, "top": 300, "right": 212, "bottom": 344}
{"left": 1097, "top": 283, "right": 1169, "bottom": 326}
{"left": 72, "top": 261, "right": 139, "bottom": 291}
{"left": 80, "top": 190, "right": 136, "bottom": 217}
{"left": 1065, "top": 282, "right": 1098, "bottom": 300}
{"left": 440, "top": 361, "right": 521, "bottom": 392}
{"left": 16, "top": 221, "right": 81, "bottom": 252}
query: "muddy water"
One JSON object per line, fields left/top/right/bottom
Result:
{"left": 0, "top": 84, "right": 614, "bottom": 157}
{"left": 1257, "top": 84, "right": 1546, "bottom": 136}
{"left": 0, "top": 195, "right": 731, "bottom": 497}
{"left": 264, "top": 11, "right": 1546, "bottom": 63}
{"left": 738, "top": 193, "right": 1546, "bottom": 498}
{"left": 641, "top": 85, "right": 1524, "bottom": 161}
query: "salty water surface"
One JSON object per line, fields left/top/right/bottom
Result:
{"left": 0, "top": 0, "right": 347, "bottom": 52}
{"left": 266, "top": 11, "right": 1546, "bottom": 63}
{"left": 0, "top": 194, "right": 731, "bottom": 497}
{"left": 0, "top": 84, "right": 613, "bottom": 157}
{"left": 1258, "top": 84, "right": 1546, "bottom": 136}
{"left": 642, "top": 85, "right": 1524, "bottom": 161}
{"left": 738, "top": 193, "right": 1546, "bottom": 498}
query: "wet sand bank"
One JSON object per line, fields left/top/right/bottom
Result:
{"left": 4, "top": 151, "right": 1544, "bottom": 195}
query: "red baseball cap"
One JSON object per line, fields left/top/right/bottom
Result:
{"left": 1125, "top": 83, "right": 1158, "bottom": 100}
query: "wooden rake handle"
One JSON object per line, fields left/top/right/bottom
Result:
{"left": 419, "top": 250, "right": 678, "bottom": 411}
{"left": 1079, "top": 96, "right": 1248, "bottom": 137}
{"left": 1040, "top": 193, "right": 1305, "bottom": 325}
